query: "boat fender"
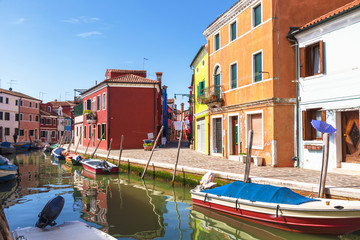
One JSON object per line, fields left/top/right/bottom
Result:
{"left": 204, "top": 194, "right": 208, "bottom": 203}
{"left": 276, "top": 204, "right": 280, "bottom": 218}
{"left": 334, "top": 206, "right": 344, "bottom": 210}
{"left": 35, "top": 196, "right": 65, "bottom": 228}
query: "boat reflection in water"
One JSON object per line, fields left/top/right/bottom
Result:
{"left": 190, "top": 205, "right": 336, "bottom": 240}
{"left": 74, "top": 170, "right": 166, "bottom": 239}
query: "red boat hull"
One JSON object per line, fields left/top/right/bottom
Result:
{"left": 192, "top": 198, "right": 360, "bottom": 235}
{"left": 82, "top": 163, "right": 118, "bottom": 174}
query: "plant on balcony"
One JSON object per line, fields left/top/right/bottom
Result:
{"left": 83, "top": 110, "right": 96, "bottom": 123}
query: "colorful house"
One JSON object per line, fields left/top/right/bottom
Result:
{"left": 0, "top": 88, "right": 20, "bottom": 142}
{"left": 81, "top": 69, "right": 163, "bottom": 150}
{"left": 203, "top": 0, "right": 354, "bottom": 166}
{"left": 40, "top": 103, "right": 58, "bottom": 143}
{"left": 288, "top": 1, "right": 360, "bottom": 172}
{"left": 73, "top": 103, "right": 83, "bottom": 147}
{"left": 190, "top": 45, "right": 209, "bottom": 154}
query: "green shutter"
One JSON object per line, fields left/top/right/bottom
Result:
{"left": 255, "top": 53, "right": 262, "bottom": 82}
{"left": 231, "top": 22, "right": 236, "bottom": 41}
{"left": 231, "top": 64, "right": 237, "bottom": 89}
{"left": 215, "top": 34, "right": 220, "bottom": 50}
{"left": 254, "top": 5, "right": 261, "bottom": 27}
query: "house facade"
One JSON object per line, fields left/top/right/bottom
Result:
{"left": 0, "top": 89, "right": 20, "bottom": 142}
{"left": 73, "top": 103, "right": 83, "bottom": 148}
{"left": 289, "top": 1, "right": 360, "bottom": 172}
{"left": 81, "top": 69, "right": 163, "bottom": 150}
{"left": 203, "top": 0, "right": 355, "bottom": 167}
{"left": 190, "top": 45, "right": 209, "bottom": 154}
{"left": 39, "top": 103, "right": 58, "bottom": 144}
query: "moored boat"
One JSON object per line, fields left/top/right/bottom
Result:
{"left": 65, "top": 153, "right": 83, "bottom": 165}
{"left": 0, "top": 142, "right": 16, "bottom": 154}
{"left": 81, "top": 159, "right": 118, "bottom": 174}
{"left": 0, "top": 155, "right": 18, "bottom": 182}
{"left": 13, "top": 142, "right": 30, "bottom": 153}
{"left": 191, "top": 181, "right": 360, "bottom": 235}
{"left": 51, "top": 147, "right": 66, "bottom": 160}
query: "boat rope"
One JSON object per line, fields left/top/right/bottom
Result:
{"left": 204, "top": 194, "right": 208, "bottom": 203}
{"left": 235, "top": 199, "right": 239, "bottom": 211}
{"left": 276, "top": 204, "right": 280, "bottom": 218}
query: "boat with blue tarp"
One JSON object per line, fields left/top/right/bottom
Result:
{"left": 191, "top": 181, "right": 360, "bottom": 235}
{"left": 51, "top": 148, "right": 66, "bottom": 160}
{"left": 0, "top": 155, "right": 18, "bottom": 182}
{"left": 0, "top": 142, "right": 15, "bottom": 154}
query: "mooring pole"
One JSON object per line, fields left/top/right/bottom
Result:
{"left": 106, "top": 138, "right": 113, "bottom": 161}
{"left": 0, "top": 204, "right": 12, "bottom": 240}
{"left": 66, "top": 134, "right": 74, "bottom": 152}
{"left": 74, "top": 131, "right": 82, "bottom": 154}
{"left": 91, "top": 132, "right": 105, "bottom": 158}
{"left": 172, "top": 121, "right": 184, "bottom": 185}
{"left": 84, "top": 133, "right": 93, "bottom": 156}
{"left": 319, "top": 133, "right": 330, "bottom": 198}
{"left": 118, "top": 135, "right": 124, "bottom": 167}
{"left": 141, "top": 126, "right": 164, "bottom": 179}
{"left": 244, "top": 130, "right": 254, "bottom": 183}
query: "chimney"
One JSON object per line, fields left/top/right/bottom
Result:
{"left": 9, "top": 88, "right": 12, "bottom": 91}
{"left": 155, "top": 72, "right": 163, "bottom": 86}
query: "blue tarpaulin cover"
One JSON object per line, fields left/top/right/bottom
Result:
{"left": 53, "top": 148, "right": 64, "bottom": 156}
{"left": 201, "top": 181, "right": 318, "bottom": 205}
{"left": 0, "top": 142, "right": 12, "bottom": 147}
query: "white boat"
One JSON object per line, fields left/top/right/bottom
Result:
{"left": 12, "top": 221, "right": 116, "bottom": 240}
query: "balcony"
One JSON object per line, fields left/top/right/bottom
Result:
{"left": 197, "top": 85, "right": 224, "bottom": 108}
{"left": 84, "top": 110, "right": 97, "bottom": 124}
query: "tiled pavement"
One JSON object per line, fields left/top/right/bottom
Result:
{"left": 68, "top": 141, "right": 360, "bottom": 199}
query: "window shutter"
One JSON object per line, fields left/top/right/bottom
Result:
{"left": 319, "top": 40, "right": 324, "bottom": 74}
{"left": 299, "top": 47, "right": 306, "bottom": 78}
{"left": 302, "top": 110, "right": 310, "bottom": 140}
{"left": 321, "top": 110, "right": 326, "bottom": 122}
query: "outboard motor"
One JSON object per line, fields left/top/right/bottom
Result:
{"left": 74, "top": 155, "right": 82, "bottom": 163}
{"left": 35, "top": 196, "right": 65, "bottom": 228}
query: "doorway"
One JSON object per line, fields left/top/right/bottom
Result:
{"left": 342, "top": 110, "right": 360, "bottom": 163}
{"left": 229, "top": 116, "right": 238, "bottom": 155}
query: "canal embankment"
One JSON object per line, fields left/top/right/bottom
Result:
{"left": 68, "top": 142, "right": 360, "bottom": 199}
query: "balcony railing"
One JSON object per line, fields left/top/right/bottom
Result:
{"left": 197, "top": 85, "right": 224, "bottom": 108}
{"left": 84, "top": 111, "right": 97, "bottom": 124}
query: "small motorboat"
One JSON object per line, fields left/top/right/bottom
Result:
{"left": 13, "top": 142, "right": 30, "bottom": 153}
{"left": 0, "top": 141, "right": 16, "bottom": 154}
{"left": 81, "top": 159, "right": 118, "bottom": 174}
{"left": 65, "top": 153, "right": 83, "bottom": 165}
{"left": 0, "top": 155, "right": 18, "bottom": 182}
{"left": 12, "top": 196, "right": 116, "bottom": 240}
{"left": 191, "top": 181, "right": 360, "bottom": 235}
{"left": 42, "top": 143, "right": 52, "bottom": 152}
{"left": 51, "top": 147, "right": 66, "bottom": 160}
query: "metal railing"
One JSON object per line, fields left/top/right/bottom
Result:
{"left": 197, "top": 85, "right": 224, "bottom": 106}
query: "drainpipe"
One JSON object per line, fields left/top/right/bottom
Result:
{"left": 153, "top": 84, "right": 156, "bottom": 135}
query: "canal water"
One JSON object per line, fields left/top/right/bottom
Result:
{"left": 1, "top": 151, "right": 360, "bottom": 240}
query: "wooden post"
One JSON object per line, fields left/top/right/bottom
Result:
{"left": 67, "top": 134, "right": 74, "bottom": 152}
{"left": 172, "top": 121, "right": 184, "bottom": 184}
{"left": 91, "top": 132, "right": 105, "bottom": 159}
{"left": 118, "top": 135, "right": 124, "bottom": 167}
{"left": 57, "top": 132, "right": 64, "bottom": 147}
{"left": 244, "top": 130, "right": 254, "bottom": 183}
{"left": 319, "top": 133, "right": 330, "bottom": 198}
{"left": 141, "top": 126, "right": 164, "bottom": 179}
{"left": 74, "top": 131, "right": 82, "bottom": 154}
{"left": 84, "top": 133, "right": 93, "bottom": 156}
{"left": 0, "top": 204, "right": 12, "bottom": 240}
{"left": 106, "top": 138, "right": 113, "bottom": 161}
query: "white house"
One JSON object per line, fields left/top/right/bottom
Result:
{"left": 290, "top": 1, "right": 360, "bottom": 172}
{"left": 0, "top": 89, "right": 20, "bottom": 142}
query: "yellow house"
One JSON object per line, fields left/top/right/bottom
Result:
{"left": 190, "top": 45, "right": 209, "bottom": 154}
{"left": 203, "top": 0, "right": 352, "bottom": 166}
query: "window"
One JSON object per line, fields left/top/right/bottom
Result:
{"left": 253, "top": 52, "right": 262, "bottom": 82}
{"left": 302, "top": 109, "right": 325, "bottom": 140}
{"left": 89, "top": 125, "right": 92, "bottom": 139}
{"left": 5, "top": 128, "right": 10, "bottom": 136}
{"left": 15, "top": 128, "right": 19, "bottom": 135}
{"left": 20, "top": 129, "right": 24, "bottom": 136}
{"left": 86, "top": 99, "right": 91, "bottom": 110}
{"left": 46, "top": 119, "right": 51, "bottom": 125}
{"left": 48, "top": 106, "right": 51, "bottom": 112}
{"left": 230, "top": 63, "right": 237, "bottom": 89}
{"left": 35, "top": 103, "right": 38, "bottom": 108}
{"left": 15, "top": 100, "right": 18, "bottom": 106}
{"left": 20, "top": 100, "right": 23, "bottom": 106}
{"left": 102, "top": 93, "right": 106, "bottom": 110}
{"left": 92, "top": 97, "right": 96, "bottom": 111}
{"left": 253, "top": 4, "right": 262, "bottom": 27}
{"left": 300, "top": 41, "right": 324, "bottom": 77}
{"left": 246, "top": 112, "right": 263, "bottom": 148}
{"left": 20, "top": 114, "right": 23, "bottom": 121}
{"left": 84, "top": 126, "right": 87, "bottom": 139}
{"left": 29, "top": 130, "right": 34, "bottom": 136}
{"left": 5, "top": 112, "right": 10, "bottom": 121}
{"left": 196, "top": 67, "right": 199, "bottom": 74}
{"left": 197, "top": 80, "right": 205, "bottom": 99}
{"left": 35, "top": 115, "right": 39, "bottom": 122}
{"left": 41, "top": 118, "right": 44, "bottom": 124}
{"left": 0, "top": 111, "right": 2, "bottom": 120}
{"left": 0, "top": 96, "right": 2, "bottom": 103}
{"left": 6, "top": 98, "right": 9, "bottom": 104}
{"left": 97, "top": 95, "right": 100, "bottom": 111}
{"left": 53, "top": 119, "right": 56, "bottom": 125}
{"left": 230, "top": 21, "right": 237, "bottom": 41}
{"left": 202, "top": 59, "right": 205, "bottom": 67}
{"left": 102, "top": 124, "right": 106, "bottom": 140}
{"left": 29, "top": 115, "right": 32, "bottom": 122}
{"left": 41, "top": 131, "right": 46, "bottom": 138}
{"left": 16, "top": 114, "right": 19, "bottom": 121}
{"left": 29, "top": 102, "right": 32, "bottom": 108}
{"left": 214, "top": 33, "right": 220, "bottom": 51}
{"left": 52, "top": 131, "right": 56, "bottom": 138}
{"left": 97, "top": 124, "right": 101, "bottom": 139}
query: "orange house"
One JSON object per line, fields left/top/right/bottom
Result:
{"left": 204, "top": 0, "right": 354, "bottom": 166}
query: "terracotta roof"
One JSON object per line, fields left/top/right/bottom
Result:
{"left": 300, "top": 0, "right": 360, "bottom": 30}
{"left": 0, "top": 88, "right": 40, "bottom": 101}
{"left": 48, "top": 101, "right": 77, "bottom": 107}
{"left": 105, "top": 74, "right": 159, "bottom": 84}
{"left": 107, "top": 69, "right": 147, "bottom": 74}
{"left": 40, "top": 109, "right": 58, "bottom": 117}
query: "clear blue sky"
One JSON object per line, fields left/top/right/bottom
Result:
{"left": 0, "top": 0, "right": 238, "bottom": 108}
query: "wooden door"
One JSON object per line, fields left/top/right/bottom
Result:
{"left": 231, "top": 117, "right": 238, "bottom": 155}
{"left": 342, "top": 111, "right": 360, "bottom": 163}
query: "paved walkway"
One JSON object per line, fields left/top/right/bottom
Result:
{"left": 68, "top": 141, "right": 360, "bottom": 199}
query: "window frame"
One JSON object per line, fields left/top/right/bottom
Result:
{"left": 252, "top": 3, "right": 262, "bottom": 28}
{"left": 229, "top": 61, "right": 238, "bottom": 89}
{"left": 252, "top": 50, "right": 263, "bottom": 82}
{"left": 5, "top": 112, "right": 10, "bottom": 121}
{"left": 214, "top": 32, "right": 220, "bottom": 52}
{"left": 229, "top": 20, "right": 237, "bottom": 42}
{"left": 102, "top": 93, "right": 106, "bottom": 110}
{"left": 300, "top": 41, "right": 324, "bottom": 78}
{"left": 101, "top": 123, "right": 106, "bottom": 140}
{"left": 302, "top": 108, "right": 326, "bottom": 141}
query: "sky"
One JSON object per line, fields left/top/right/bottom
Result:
{"left": 0, "top": 0, "right": 238, "bottom": 108}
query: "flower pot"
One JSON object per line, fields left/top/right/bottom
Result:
{"left": 143, "top": 145, "right": 153, "bottom": 151}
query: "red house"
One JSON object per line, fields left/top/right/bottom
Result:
{"left": 81, "top": 69, "right": 163, "bottom": 150}
{"left": 39, "top": 103, "right": 58, "bottom": 143}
